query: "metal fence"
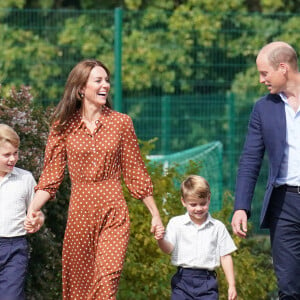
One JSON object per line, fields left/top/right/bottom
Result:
{"left": 1, "top": 8, "right": 299, "bottom": 232}
{"left": 149, "top": 141, "right": 223, "bottom": 213}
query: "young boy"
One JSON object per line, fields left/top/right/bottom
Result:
{"left": 156, "top": 175, "right": 237, "bottom": 300}
{"left": 0, "top": 124, "right": 44, "bottom": 300}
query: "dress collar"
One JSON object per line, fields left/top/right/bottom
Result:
{"left": 73, "top": 106, "right": 112, "bottom": 133}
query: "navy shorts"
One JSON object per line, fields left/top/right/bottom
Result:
{"left": 171, "top": 267, "right": 218, "bottom": 300}
{"left": 0, "top": 236, "right": 29, "bottom": 300}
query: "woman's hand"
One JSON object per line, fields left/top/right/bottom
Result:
{"left": 24, "top": 210, "right": 45, "bottom": 233}
{"left": 151, "top": 215, "right": 165, "bottom": 239}
{"left": 142, "top": 195, "right": 165, "bottom": 239}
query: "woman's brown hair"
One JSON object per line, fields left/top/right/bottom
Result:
{"left": 52, "top": 59, "right": 112, "bottom": 129}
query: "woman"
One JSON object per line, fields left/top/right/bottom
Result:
{"left": 26, "top": 59, "right": 164, "bottom": 299}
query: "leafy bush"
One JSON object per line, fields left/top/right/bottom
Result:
{"left": 213, "top": 192, "right": 277, "bottom": 300}
{"left": 0, "top": 85, "right": 64, "bottom": 299}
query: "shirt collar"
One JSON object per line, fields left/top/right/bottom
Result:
{"left": 0, "top": 167, "right": 18, "bottom": 184}
{"left": 183, "top": 212, "right": 215, "bottom": 227}
{"left": 279, "top": 92, "right": 288, "bottom": 103}
{"left": 10, "top": 167, "right": 18, "bottom": 176}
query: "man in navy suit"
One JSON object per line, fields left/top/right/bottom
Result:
{"left": 231, "top": 41, "right": 300, "bottom": 300}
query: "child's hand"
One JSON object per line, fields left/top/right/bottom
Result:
{"left": 228, "top": 285, "right": 237, "bottom": 300}
{"left": 154, "top": 225, "right": 165, "bottom": 240}
{"left": 24, "top": 210, "right": 45, "bottom": 233}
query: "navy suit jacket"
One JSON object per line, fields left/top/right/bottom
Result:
{"left": 234, "top": 93, "right": 286, "bottom": 228}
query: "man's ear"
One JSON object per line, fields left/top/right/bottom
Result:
{"left": 278, "top": 62, "right": 288, "bottom": 75}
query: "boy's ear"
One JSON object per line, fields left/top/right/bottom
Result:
{"left": 207, "top": 195, "right": 211, "bottom": 203}
{"left": 181, "top": 197, "right": 186, "bottom": 207}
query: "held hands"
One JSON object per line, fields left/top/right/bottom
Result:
{"left": 24, "top": 210, "right": 45, "bottom": 233}
{"left": 150, "top": 215, "right": 165, "bottom": 240}
{"left": 231, "top": 209, "right": 248, "bottom": 238}
{"left": 154, "top": 224, "right": 165, "bottom": 240}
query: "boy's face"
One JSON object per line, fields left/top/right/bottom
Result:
{"left": 0, "top": 141, "right": 19, "bottom": 177}
{"left": 181, "top": 196, "right": 210, "bottom": 225}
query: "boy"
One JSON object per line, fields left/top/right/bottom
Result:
{"left": 156, "top": 175, "right": 237, "bottom": 300}
{"left": 0, "top": 124, "right": 44, "bottom": 300}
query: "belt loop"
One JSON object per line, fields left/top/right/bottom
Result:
{"left": 207, "top": 270, "right": 217, "bottom": 278}
{"left": 206, "top": 270, "right": 210, "bottom": 280}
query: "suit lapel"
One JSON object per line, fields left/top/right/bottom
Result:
{"left": 273, "top": 94, "right": 286, "bottom": 147}
{"left": 266, "top": 94, "right": 286, "bottom": 176}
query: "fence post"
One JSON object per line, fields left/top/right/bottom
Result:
{"left": 227, "top": 92, "right": 236, "bottom": 191}
{"left": 161, "top": 95, "right": 171, "bottom": 155}
{"left": 114, "top": 7, "right": 122, "bottom": 112}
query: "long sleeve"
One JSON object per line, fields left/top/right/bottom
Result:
{"left": 35, "top": 126, "right": 67, "bottom": 199}
{"left": 120, "top": 115, "right": 153, "bottom": 199}
{"left": 234, "top": 102, "right": 265, "bottom": 215}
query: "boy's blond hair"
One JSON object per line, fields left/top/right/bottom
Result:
{"left": 0, "top": 124, "right": 20, "bottom": 148}
{"left": 181, "top": 175, "right": 211, "bottom": 200}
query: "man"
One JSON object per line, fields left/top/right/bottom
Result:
{"left": 231, "top": 41, "right": 300, "bottom": 300}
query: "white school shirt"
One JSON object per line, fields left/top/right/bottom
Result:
{"left": 0, "top": 167, "right": 36, "bottom": 237}
{"left": 164, "top": 213, "right": 237, "bottom": 270}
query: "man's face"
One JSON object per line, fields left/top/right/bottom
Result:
{"left": 256, "top": 54, "right": 286, "bottom": 94}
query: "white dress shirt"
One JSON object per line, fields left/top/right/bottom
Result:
{"left": 0, "top": 167, "right": 36, "bottom": 237}
{"left": 276, "top": 93, "right": 300, "bottom": 186}
{"left": 164, "top": 213, "right": 237, "bottom": 270}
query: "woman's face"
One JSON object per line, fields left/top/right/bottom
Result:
{"left": 81, "top": 66, "right": 110, "bottom": 107}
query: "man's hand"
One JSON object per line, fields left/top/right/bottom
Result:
{"left": 231, "top": 209, "right": 248, "bottom": 238}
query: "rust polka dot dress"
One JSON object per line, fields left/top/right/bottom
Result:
{"left": 36, "top": 106, "right": 153, "bottom": 300}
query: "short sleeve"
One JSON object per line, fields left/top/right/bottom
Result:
{"left": 120, "top": 115, "right": 153, "bottom": 199}
{"left": 35, "top": 126, "right": 67, "bottom": 199}
{"left": 217, "top": 222, "right": 237, "bottom": 257}
{"left": 164, "top": 217, "right": 177, "bottom": 248}
{"left": 25, "top": 172, "right": 37, "bottom": 209}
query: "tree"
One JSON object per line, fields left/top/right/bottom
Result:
{"left": 0, "top": 23, "right": 62, "bottom": 103}
{"left": 0, "top": 0, "right": 25, "bottom": 9}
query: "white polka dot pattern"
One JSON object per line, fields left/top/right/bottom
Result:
{"left": 35, "top": 106, "right": 153, "bottom": 299}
